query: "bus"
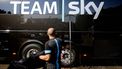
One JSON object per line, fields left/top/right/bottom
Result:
{"left": 0, "top": 5, "right": 122, "bottom": 66}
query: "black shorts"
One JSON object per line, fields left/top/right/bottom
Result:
{"left": 46, "top": 63, "right": 56, "bottom": 69}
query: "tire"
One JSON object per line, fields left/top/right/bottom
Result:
{"left": 61, "top": 44, "right": 76, "bottom": 66}
{"left": 21, "top": 43, "right": 43, "bottom": 59}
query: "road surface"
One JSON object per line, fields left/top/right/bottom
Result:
{"left": 0, "top": 64, "right": 122, "bottom": 69}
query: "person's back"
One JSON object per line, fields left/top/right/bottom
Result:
{"left": 45, "top": 38, "right": 62, "bottom": 69}
{"left": 39, "top": 28, "right": 62, "bottom": 69}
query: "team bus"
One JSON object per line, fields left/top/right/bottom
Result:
{"left": 0, "top": 5, "right": 122, "bottom": 66}
{"left": 0, "top": 14, "right": 79, "bottom": 66}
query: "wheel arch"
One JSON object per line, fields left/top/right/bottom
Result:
{"left": 18, "top": 39, "right": 44, "bottom": 58}
{"left": 62, "top": 40, "right": 80, "bottom": 67}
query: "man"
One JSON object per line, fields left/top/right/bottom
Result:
{"left": 8, "top": 28, "right": 61, "bottom": 69}
{"left": 39, "top": 27, "right": 62, "bottom": 69}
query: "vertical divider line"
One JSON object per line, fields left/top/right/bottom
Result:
{"left": 62, "top": 0, "right": 64, "bottom": 22}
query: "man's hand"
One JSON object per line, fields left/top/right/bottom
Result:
{"left": 39, "top": 54, "right": 51, "bottom": 61}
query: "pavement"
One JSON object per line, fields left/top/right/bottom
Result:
{"left": 0, "top": 64, "right": 122, "bottom": 69}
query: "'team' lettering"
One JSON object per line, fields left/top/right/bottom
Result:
{"left": 10, "top": 1, "right": 57, "bottom": 14}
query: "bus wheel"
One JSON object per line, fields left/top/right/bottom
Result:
{"left": 21, "top": 43, "right": 43, "bottom": 59}
{"left": 61, "top": 46, "right": 76, "bottom": 67}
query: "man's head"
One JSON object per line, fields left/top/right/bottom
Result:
{"left": 47, "top": 27, "right": 56, "bottom": 37}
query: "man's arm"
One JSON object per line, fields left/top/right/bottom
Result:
{"left": 39, "top": 54, "right": 51, "bottom": 61}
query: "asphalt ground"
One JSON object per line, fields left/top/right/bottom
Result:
{"left": 0, "top": 64, "right": 122, "bottom": 69}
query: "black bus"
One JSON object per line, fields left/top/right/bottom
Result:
{"left": 0, "top": 5, "right": 122, "bottom": 66}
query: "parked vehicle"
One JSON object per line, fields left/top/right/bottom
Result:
{"left": 0, "top": 14, "right": 78, "bottom": 66}
{"left": 0, "top": 6, "right": 122, "bottom": 66}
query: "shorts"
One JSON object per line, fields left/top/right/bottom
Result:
{"left": 46, "top": 63, "right": 56, "bottom": 69}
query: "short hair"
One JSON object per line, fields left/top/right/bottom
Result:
{"left": 47, "top": 28, "right": 56, "bottom": 36}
